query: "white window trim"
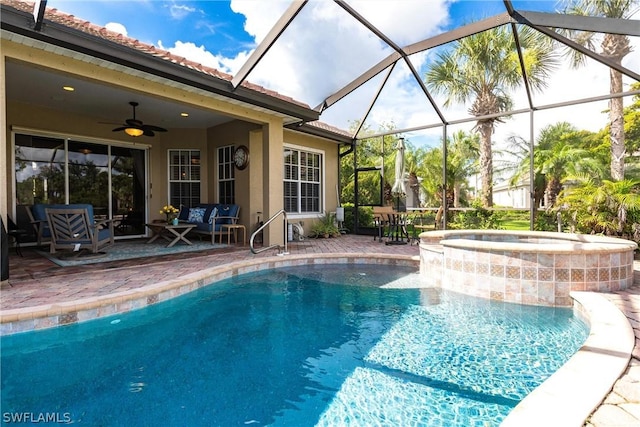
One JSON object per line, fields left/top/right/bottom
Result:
{"left": 167, "top": 148, "right": 201, "bottom": 205}
{"left": 284, "top": 143, "right": 325, "bottom": 220}
{"left": 217, "top": 145, "right": 235, "bottom": 204}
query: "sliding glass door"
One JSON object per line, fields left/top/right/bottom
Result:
{"left": 111, "top": 146, "right": 146, "bottom": 235}
{"left": 68, "top": 141, "right": 110, "bottom": 216}
{"left": 14, "top": 133, "right": 148, "bottom": 242}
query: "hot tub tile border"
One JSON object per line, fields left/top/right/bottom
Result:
{"left": 420, "top": 230, "right": 637, "bottom": 307}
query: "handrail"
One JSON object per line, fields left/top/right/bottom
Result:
{"left": 250, "top": 209, "right": 289, "bottom": 255}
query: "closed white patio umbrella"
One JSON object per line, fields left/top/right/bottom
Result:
{"left": 391, "top": 137, "right": 406, "bottom": 207}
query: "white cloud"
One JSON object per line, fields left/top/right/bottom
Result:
{"left": 157, "top": 40, "right": 227, "bottom": 71}
{"left": 157, "top": 39, "right": 253, "bottom": 79}
{"left": 229, "top": 1, "right": 451, "bottom": 110}
{"left": 105, "top": 22, "right": 127, "bottom": 36}
{"left": 169, "top": 3, "right": 198, "bottom": 20}
{"left": 230, "top": 0, "right": 290, "bottom": 42}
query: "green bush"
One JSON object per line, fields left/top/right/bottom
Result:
{"left": 450, "top": 201, "right": 504, "bottom": 230}
{"left": 534, "top": 211, "right": 559, "bottom": 232}
{"left": 342, "top": 203, "right": 374, "bottom": 230}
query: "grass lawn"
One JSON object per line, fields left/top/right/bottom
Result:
{"left": 500, "top": 218, "right": 530, "bottom": 230}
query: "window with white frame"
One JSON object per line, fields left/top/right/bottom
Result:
{"left": 218, "top": 145, "right": 235, "bottom": 204}
{"left": 169, "top": 149, "right": 200, "bottom": 208}
{"left": 284, "top": 146, "right": 322, "bottom": 214}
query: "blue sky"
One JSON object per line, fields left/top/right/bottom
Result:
{"left": 46, "top": 1, "right": 637, "bottom": 147}
{"left": 48, "top": 1, "right": 260, "bottom": 56}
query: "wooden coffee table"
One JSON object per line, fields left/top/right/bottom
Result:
{"left": 145, "top": 222, "right": 196, "bottom": 247}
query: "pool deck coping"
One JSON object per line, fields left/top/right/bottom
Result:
{"left": 502, "top": 291, "right": 635, "bottom": 427}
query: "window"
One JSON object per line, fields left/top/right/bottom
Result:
{"left": 169, "top": 150, "right": 200, "bottom": 208}
{"left": 284, "top": 146, "right": 322, "bottom": 214}
{"left": 218, "top": 145, "right": 235, "bottom": 204}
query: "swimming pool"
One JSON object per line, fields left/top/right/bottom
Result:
{"left": 0, "top": 264, "right": 588, "bottom": 426}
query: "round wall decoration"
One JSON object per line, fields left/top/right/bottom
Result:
{"left": 233, "top": 145, "right": 249, "bottom": 170}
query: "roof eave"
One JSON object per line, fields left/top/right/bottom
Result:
{"left": 0, "top": 4, "right": 321, "bottom": 123}
{"left": 287, "top": 122, "right": 353, "bottom": 144}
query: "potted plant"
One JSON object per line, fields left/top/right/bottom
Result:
{"left": 309, "top": 211, "right": 340, "bottom": 238}
{"left": 160, "top": 205, "right": 179, "bottom": 224}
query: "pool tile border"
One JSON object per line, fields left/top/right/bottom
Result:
{"left": 0, "top": 253, "right": 419, "bottom": 335}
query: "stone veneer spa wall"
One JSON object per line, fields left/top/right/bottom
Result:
{"left": 419, "top": 230, "right": 638, "bottom": 307}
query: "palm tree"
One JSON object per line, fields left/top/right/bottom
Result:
{"left": 534, "top": 123, "right": 605, "bottom": 206}
{"left": 448, "top": 130, "right": 480, "bottom": 207}
{"left": 500, "top": 134, "right": 550, "bottom": 211}
{"left": 425, "top": 24, "right": 559, "bottom": 207}
{"left": 561, "top": 0, "right": 638, "bottom": 180}
{"left": 408, "top": 131, "right": 479, "bottom": 208}
{"left": 503, "top": 122, "right": 604, "bottom": 209}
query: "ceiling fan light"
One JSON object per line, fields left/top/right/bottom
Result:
{"left": 125, "top": 127, "right": 144, "bottom": 137}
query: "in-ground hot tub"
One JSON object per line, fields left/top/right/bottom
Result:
{"left": 419, "top": 230, "right": 638, "bottom": 306}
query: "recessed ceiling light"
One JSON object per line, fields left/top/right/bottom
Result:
{"left": 180, "top": 112, "right": 189, "bottom": 117}
{"left": 62, "top": 86, "right": 75, "bottom": 91}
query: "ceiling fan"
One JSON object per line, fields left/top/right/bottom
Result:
{"left": 112, "top": 102, "right": 168, "bottom": 137}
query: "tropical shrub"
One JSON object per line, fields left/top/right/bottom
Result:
{"left": 557, "top": 177, "right": 640, "bottom": 243}
{"left": 342, "top": 203, "right": 374, "bottom": 230}
{"left": 449, "top": 201, "right": 505, "bottom": 230}
{"left": 308, "top": 211, "right": 341, "bottom": 238}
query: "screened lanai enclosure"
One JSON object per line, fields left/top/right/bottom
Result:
{"left": 4, "top": 0, "right": 640, "bottom": 238}
{"left": 237, "top": 0, "right": 639, "bottom": 233}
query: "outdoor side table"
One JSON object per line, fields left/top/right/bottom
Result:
{"left": 221, "top": 224, "right": 246, "bottom": 245}
{"left": 145, "top": 223, "right": 196, "bottom": 247}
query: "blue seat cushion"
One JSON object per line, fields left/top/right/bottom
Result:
{"left": 194, "top": 222, "right": 228, "bottom": 233}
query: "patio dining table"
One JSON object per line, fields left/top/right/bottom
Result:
{"left": 385, "top": 211, "right": 410, "bottom": 245}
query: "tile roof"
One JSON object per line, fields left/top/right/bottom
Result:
{"left": 305, "top": 121, "right": 353, "bottom": 138}
{"left": 1, "top": 0, "right": 309, "bottom": 109}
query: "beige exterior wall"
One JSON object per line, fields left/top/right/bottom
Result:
{"left": 207, "top": 120, "right": 261, "bottom": 228}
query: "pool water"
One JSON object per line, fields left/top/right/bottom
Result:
{"left": 1, "top": 264, "right": 588, "bottom": 426}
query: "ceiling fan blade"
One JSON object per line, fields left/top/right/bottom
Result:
{"left": 125, "top": 119, "right": 143, "bottom": 127}
{"left": 143, "top": 124, "right": 167, "bottom": 132}
{"left": 143, "top": 129, "right": 155, "bottom": 137}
